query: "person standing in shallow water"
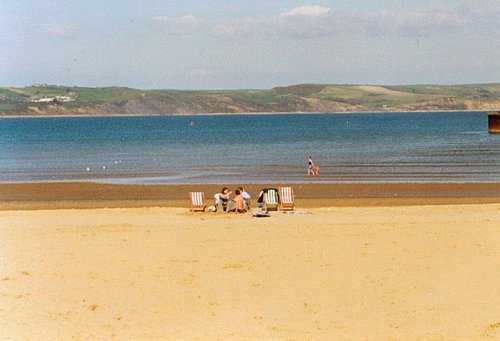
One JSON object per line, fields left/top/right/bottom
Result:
{"left": 307, "top": 156, "right": 316, "bottom": 176}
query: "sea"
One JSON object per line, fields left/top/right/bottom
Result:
{"left": 0, "top": 112, "right": 499, "bottom": 184}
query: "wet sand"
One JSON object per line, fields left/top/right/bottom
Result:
{"left": 1, "top": 182, "right": 499, "bottom": 210}
{"left": 1, "top": 182, "right": 499, "bottom": 339}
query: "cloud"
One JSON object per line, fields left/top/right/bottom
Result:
{"left": 188, "top": 68, "right": 215, "bottom": 78}
{"left": 213, "top": 5, "right": 339, "bottom": 39}
{"left": 153, "top": 15, "right": 200, "bottom": 34}
{"left": 156, "top": 4, "right": 491, "bottom": 40}
{"left": 47, "top": 25, "right": 77, "bottom": 40}
{"left": 271, "top": 6, "right": 339, "bottom": 39}
{"left": 368, "top": 8, "right": 466, "bottom": 37}
{"left": 213, "top": 17, "right": 263, "bottom": 37}
{"left": 278, "top": 5, "right": 331, "bottom": 18}
{"left": 212, "top": 5, "right": 466, "bottom": 39}
{"left": 459, "top": 0, "right": 500, "bottom": 13}
{"left": 457, "top": 0, "right": 500, "bottom": 31}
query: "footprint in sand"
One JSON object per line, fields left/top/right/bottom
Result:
{"left": 483, "top": 322, "right": 500, "bottom": 339}
{"left": 222, "top": 264, "right": 243, "bottom": 270}
{"left": 178, "top": 273, "right": 197, "bottom": 285}
{"left": 15, "top": 293, "right": 31, "bottom": 299}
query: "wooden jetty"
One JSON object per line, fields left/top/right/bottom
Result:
{"left": 488, "top": 111, "right": 500, "bottom": 133}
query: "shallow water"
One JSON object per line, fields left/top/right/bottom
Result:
{"left": 0, "top": 112, "right": 498, "bottom": 184}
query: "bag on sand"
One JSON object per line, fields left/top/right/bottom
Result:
{"left": 226, "top": 201, "right": 236, "bottom": 212}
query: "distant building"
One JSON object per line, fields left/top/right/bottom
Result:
{"left": 32, "top": 97, "right": 55, "bottom": 103}
{"left": 31, "top": 95, "right": 74, "bottom": 103}
{"left": 55, "top": 95, "right": 74, "bottom": 102}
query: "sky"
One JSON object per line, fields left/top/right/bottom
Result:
{"left": 1, "top": 0, "right": 499, "bottom": 89}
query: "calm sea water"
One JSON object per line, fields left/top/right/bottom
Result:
{"left": 0, "top": 112, "right": 498, "bottom": 184}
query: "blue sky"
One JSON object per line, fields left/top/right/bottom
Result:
{"left": 1, "top": 0, "right": 499, "bottom": 89}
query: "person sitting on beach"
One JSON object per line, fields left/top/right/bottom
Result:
{"left": 214, "top": 187, "right": 231, "bottom": 212}
{"left": 237, "top": 186, "right": 251, "bottom": 211}
{"left": 227, "top": 189, "right": 246, "bottom": 213}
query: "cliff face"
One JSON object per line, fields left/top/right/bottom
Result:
{"left": 1, "top": 84, "right": 499, "bottom": 116}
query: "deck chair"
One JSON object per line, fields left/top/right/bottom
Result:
{"left": 189, "top": 192, "right": 206, "bottom": 212}
{"left": 258, "top": 188, "right": 279, "bottom": 211}
{"left": 279, "top": 186, "right": 295, "bottom": 211}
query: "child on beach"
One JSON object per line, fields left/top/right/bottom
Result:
{"left": 226, "top": 189, "right": 246, "bottom": 213}
{"left": 214, "top": 187, "right": 231, "bottom": 212}
{"left": 232, "top": 189, "right": 246, "bottom": 213}
{"left": 237, "top": 186, "right": 251, "bottom": 211}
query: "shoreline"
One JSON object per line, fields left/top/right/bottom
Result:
{"left": 0, "top": 109, "right": 490, "bottom": 119}
{"left": 2, "top": 181, "right": 499, "bottom": 210}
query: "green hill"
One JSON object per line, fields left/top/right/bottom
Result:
{"left": 1, "top": 83, "right": 499, "bottom": 116}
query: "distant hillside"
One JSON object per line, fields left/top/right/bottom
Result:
{"left": 1, "top": 83, "right": 499, "bottom": 116}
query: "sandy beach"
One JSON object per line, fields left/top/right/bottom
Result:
{"left": 1, "top": 182, "right": 500, "bottom": 210}
{"left": 1, "top": 183, "right": 499, "bottom": 339}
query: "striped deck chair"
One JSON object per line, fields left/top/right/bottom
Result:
{"left": 263, "top": 188, "right": 279, "bottom": 211}
{"left": 189, "top": 192, "right": 206, "bottom": 212}
{"left": 279, "top": 186, "right": 295, "bottom": 211}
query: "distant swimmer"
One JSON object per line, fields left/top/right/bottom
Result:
{"left": 189, "top": 121, "right": 195, "bottom": 127}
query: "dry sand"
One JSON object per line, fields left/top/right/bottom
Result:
{"left": 1, "top": 201, "right": 499, "bottom": 339}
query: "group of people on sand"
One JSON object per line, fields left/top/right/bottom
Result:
{"left": 211, "top": 156, "right": 317, "bottom": 213}
{"left": 213, "top": 186, "right": 251, "bottom": 213}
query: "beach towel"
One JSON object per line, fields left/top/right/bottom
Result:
{"left": 252, "top": 211, "right": 271, "bottom": 218}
